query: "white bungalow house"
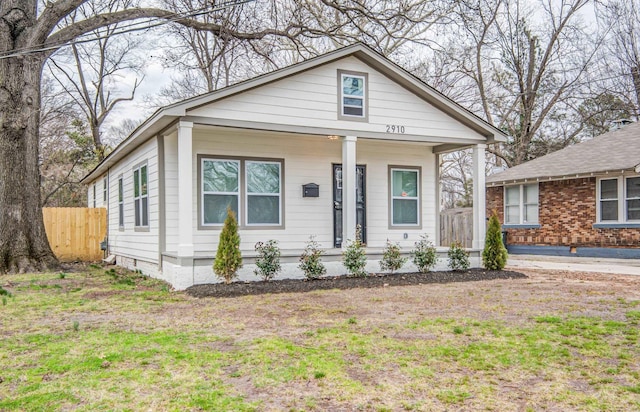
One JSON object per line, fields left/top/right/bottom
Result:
{"left": 82, "top": 44, "right": 506, "bottom": 289}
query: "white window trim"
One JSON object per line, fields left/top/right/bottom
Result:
{"left": 103, "top": 177, "right": 107, "bottom": 203}
{"left": 503, "top": 183, "right": 539, "bottom": 225}
{"left": 201, "top": 158, "right": 241, "bottom": 227}
{"left": 245, "top": 160, "right": 282, "bottom": 227}
{"left": 390, "top": 167, "right": 420, "bottom": 227}
{"left": 92, "top": 184, "right": 96, "bottom": 208}
{"left": 133, "top": 163, "right": 149, "bottom": 228}
{"left": 596, "top": 176, "right": 640, "bottom": 223}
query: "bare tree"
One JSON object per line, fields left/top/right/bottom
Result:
{"left": 0, "top": 0, "right": 343, "bottom": 273}
{"left": 438, "top": 0, "right": 598, "bottom": 167}
{"left": 152, "top": 0, "right": 455, "bottom": 105}
{"left": 593, "top": 0, "right": 640, "bottom": 121}
{"left": 46, "top": 0, "right": 145, "bottom": 159}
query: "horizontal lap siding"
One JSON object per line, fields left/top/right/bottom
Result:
{"left": 179, "top": 129, "right": 436, "bottom": 255}
{"left": 107, "top": 139, "right": 159, "bottom": 263}
{"left": 190, "top": 129, "right": 340, "bottom": 252}
{"left": 187, "top": 57, "right": 484, "bottom": 141}
{"left": 357, "top": 140, "right": 437, "bottom": 249}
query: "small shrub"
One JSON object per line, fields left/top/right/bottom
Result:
{"left": 299, "top": 236, "right": 326, "bottom": 280}
{"left": 483, "top": 210, "right": 508, "bottom": 270}
{"left": 73, "top": 321, "right": 80, "bottom": 332}
{"left": 348, "top": 317, "right": 357, "bottom": 324}
{"left": 59, "top": 272, "right": 67, "bottom": 279}
{"left": 0, "top": 286, "right": 11, "bottom": 297}
{"left": 447, "top": 241, "right": 470, "bottom": 271}
{"left": 412, "top": 234, "right": 438, "bottom": 273}
{"left": 343, "top": 225, "right": 367, "bottom": 277}
{"left": 213, "top": 207, "right": 243, "bottom": 284}
{"left": 254, "top": 240, "right": 281, "bottom": 281}
{"left": 314, "top": 371, "right": 326, "bottom": 379}
{"left": 380, "top": 240, "right": 407, "bottom": 274}
{"left": 453, "top": 326, "right": 464, "bottom": 335}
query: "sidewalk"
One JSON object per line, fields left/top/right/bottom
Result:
{"left": 506, "top": 254, "right": 640, "bottom": 276}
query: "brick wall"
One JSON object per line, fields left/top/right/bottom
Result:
{"left": 486, "top": 178, "right": 640, "bottom": 247}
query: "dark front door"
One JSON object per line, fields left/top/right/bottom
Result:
{"left": 333, "top": 164, "right": 366, "bottom": 247}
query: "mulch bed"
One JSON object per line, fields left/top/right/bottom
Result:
{"left": 186, "top": 269, "right": 527, "bottom": 298}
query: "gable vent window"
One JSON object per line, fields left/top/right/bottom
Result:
{"left": 338, "top": 70, "right": 368, "bottom": 121}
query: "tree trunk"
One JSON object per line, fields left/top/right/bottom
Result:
{"left": 0, "top": 3, "right": 58, "bottom": 273}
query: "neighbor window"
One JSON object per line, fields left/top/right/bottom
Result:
{"left": 92, "top": 184, "right": 96, "bottom": 208}
{"left": 133, "top": 164, "right": 148, "bottom": 227}
{"left": 118, "top": 176, "right": 124, "bottom": 227}
{"left": 390, "top": 167, "right": 420, "bottom": 226}
{"left": 201, "top": 157, "right": 283, "bottom": 227}
{"left": 598, "top": 176, "right": 640, "bottom": 223}
{"left": 339, "top": 71, "right": 367, "bottom": 119}
{"left": 103, "top": 177, "right": 107, "bottom": 202}
{"left": 504, "top": 184, "right": 538, "bottom": 225}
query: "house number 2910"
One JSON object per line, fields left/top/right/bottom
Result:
{"left": 386, "top": 125, "right": 405, "bottom": 134}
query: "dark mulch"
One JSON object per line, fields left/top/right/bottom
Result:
{"left": 186, "top": 269, "right": 527, "bottom": 298}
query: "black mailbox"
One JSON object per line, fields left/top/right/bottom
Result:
{"left": 302, "top": 183, "right": 319, "bottom": 197}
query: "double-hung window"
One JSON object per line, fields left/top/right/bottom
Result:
{"left": 202, "top": 159, "right": 240, "bottom": 225}
{"left": 339, "top": 71, "right": 367, "bottom": 119}
{"left": 246, "top": 161, "right": 281, "bottom": 225}
{"left": 390, "top": 167, "right": 420, "bottom": 226}
{"left": 133, "top": 164, "right": 148, "bottom": 227}
{"left": 118, "top": 176, "right": 124, "bottom": 228}
{"left": 598, "top": 176, "right": 640, "bottom": 223}
{"left": 504, "top": 184, "right": 538, "bottom": 225}
{"left": 201, "top": 157, "right": 283, "bottom": 228}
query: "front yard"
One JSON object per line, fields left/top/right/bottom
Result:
{"left": 1, "top": 265, "right": 639, "bottom": 411}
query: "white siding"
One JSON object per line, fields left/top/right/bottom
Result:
{"left": 187, "top": 57, "right": 484, "bottom": 142}
{"left": 167, "top": 127, "right": 436, "bottom": 255}
{"left": 106, "top": 138, "right": 159, "bottom": 263}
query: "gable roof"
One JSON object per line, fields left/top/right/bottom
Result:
{"left": 83, "top": 43, "right": 507, "bottom": 183}
{"left": 487, "top": 121, "right": 640, "bottom": 184}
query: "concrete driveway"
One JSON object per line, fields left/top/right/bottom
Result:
{"left": 506, "top": 254, "right": 640, "bottom": 276}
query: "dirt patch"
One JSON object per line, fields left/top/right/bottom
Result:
{"left": 186, "top": 269, "right": 527, "bottom": 298}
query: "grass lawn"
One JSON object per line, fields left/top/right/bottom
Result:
{"left": 0, "top": 265, "right": 639, "bottom": 411}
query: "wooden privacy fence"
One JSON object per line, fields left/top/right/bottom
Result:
{"left": 43, "top": 207, "right": 107, "bottom": 262}
{"left": 440, "top": 207, "right": 473, "bottom": 248}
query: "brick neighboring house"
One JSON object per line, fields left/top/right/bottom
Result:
{"left": 486, "top": 121, "right": 640, "bottom": 258}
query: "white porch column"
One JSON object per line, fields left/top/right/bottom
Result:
{"left": 472, "top": 143, "right": 487, "bottom": 249}
{"left": 342, "top": 135, "right": 357, "bottom": 245}
{"left": 177, "top": 121, "right": 194, "bottom": 257}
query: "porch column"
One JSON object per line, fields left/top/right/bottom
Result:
{"left": 177, "top": 121, "right": 194, "bottom": 257}
{"left": 472, "top": 143, "right": 487, "bottom": 249}
{"left": 342, "top": 135, "right": 357, "bottom": 245}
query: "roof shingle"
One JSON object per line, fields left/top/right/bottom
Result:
{"left": 487, "top": 122, "right": 640, "bottom": 184}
